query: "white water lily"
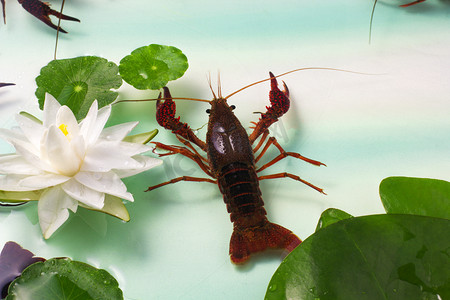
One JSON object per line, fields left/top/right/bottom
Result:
{"left": 0, "top": 94, "right": 162, "bottom": 238}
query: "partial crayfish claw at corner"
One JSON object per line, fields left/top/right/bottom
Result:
{"left": 1, "top": 0, "right": 5, "bottom": 24}
{"left": 18, "top": 0, "right": 80, "bottom": 33}
{"left": 0, "top": 82, "right": 15, "bottom": 88}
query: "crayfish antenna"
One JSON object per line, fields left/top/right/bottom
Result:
{"left": 54, "top": 0, "right": 65, "bottom": 59}
{"left": 217, "top": 72, "right": 223, "bottom": 99}
{"left": 225, "top": 67, "right": 369, "bottom": 100}
{"left": 369, "top": 0, "right": 378, "bottom": 44}
{"left": 207, "top": 73, "right": 217, "bottom": 100}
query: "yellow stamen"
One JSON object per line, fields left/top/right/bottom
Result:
{"left": 59, "top": 124, "right": 69, "bottom": 136}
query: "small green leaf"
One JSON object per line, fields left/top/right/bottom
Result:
{"left": 266, "top": 215, "right": 450, "bottom": 300}
{"left": 122, "top": 129, "right": 158, "bottom": 144}
{"left": 119, "top": 44, "right": 188, "bottom": 90}
{"left": 35, "top": 56, "right": 122, "bottom": 120}
{"left": 380, "top": 177, "right": 450, "bottom": 219}
{"left": 315, "top": 208, "right": 353, "bottom": 231}
{"left": 6, "top": 258, "right": 123, "bottom": 300}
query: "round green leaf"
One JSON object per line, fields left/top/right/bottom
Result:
{"left": 315, "top": 208, "right": 353, "bottom": 232}
{"left": 119, "top": 44, "right": 188, "bottom": 90}
{"left": 266, "top": 214, "right": 450, "bottom": 300}
{"left": 380, "top": 177, "right": 450, "bottom": 219}
{"left": 35, "top": 56, "right": 123, "bottom": 120}
{"left": 6, "top": 258, "right": 123, "bottom": 300}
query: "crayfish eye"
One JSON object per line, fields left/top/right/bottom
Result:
{"left": 230, "top": 105, "right": 236, "bottom": 110}
{"left": 206, "top": 109, "right": 211, "bottom": 114}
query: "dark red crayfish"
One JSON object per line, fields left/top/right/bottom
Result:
{"left": 1, "top": 0, "right": 79, "bottom": 33}
{"left": 146, "top": 71, "right": 325, "bottom": 264}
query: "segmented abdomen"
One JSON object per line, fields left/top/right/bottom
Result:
{"left": 217, "top": 162, "right": 267, "bottom": 226}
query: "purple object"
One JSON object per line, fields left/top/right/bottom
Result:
{"left": 0, "top": 83, "right": 15, "bottom": 88}
{"left": 0, "top": 241, "right": 45, "bottom": 298}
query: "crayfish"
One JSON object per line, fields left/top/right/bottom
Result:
{"left": 1, "top": 0, "right": 79, "bottom": 33}
{"left": 147, "top": 71, "right": 326, "bottom": 264}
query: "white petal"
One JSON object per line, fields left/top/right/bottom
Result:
{"left": 41, "top": 125, "right": 82, "bottom": 176}
{"left": 79, "top": 101, "right": 98, "bottom": 144}
{"left": 12, "top": 140, "right": 55, "bottom": 173}
{"left": 0, "top": 173, "right": 68, "bottom": 191}
{"left": 87, "top": 105, "right": 111, "bottom": 145}
{"left": 61, "top": 179, "right": 105, "bottom": 209}
{"left": 56, "top": 105, "right": 80, "bottom": 140}
{"left": 15, "top": 113, "right": 45, "bottom": 150}
{"left": 38, "top": 185, "right": 78, "bottom": 239}
{"left": 81, "top": 141, "right": 144, "bottom": 172}
{"left": 115, "top": 140, "right": 153, "bottom": 156}
{"left": 70, "top": 134, "right": 86, "bottom": 160}
{"left": 0, "top": 174, "right": 37, "bottom": 191}
{"left": 0, "top": 127, "right": 29, "bottom": 146}
{"left": 0, "top": 154, "right": 42, "bottom": 175}
{"left": 114, "top": 155, "right": 163, "bottom": 178}
{"left": 43, "top": 94, "right": 61, "bottom": 127}
{"left": 74, "top": 171, "right": 134, "bottom": 201}
{"left": 19, "top": 173, "right": 70, "bottom": 189}
{"left": 100, "top": 121, "right": 138, "bottom": 141}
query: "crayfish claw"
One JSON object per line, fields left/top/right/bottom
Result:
{"left": 162, "top": 86, "right": 173, "bottom": 99}
{"left": 156, "top": 91, "right": 163, "bottom": 107}
{"left": 18, "top": 0, "right": 80, "bottom": 33}
{"left": 50, "top": 9, "right": 80, "bottom": 22}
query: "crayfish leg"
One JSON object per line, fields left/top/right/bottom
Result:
{"left": 400, "top": 0, "right": 426, "bottom": 7}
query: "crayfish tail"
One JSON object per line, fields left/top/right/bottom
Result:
{"left": 229, "top": 222, "right": 301, "bottom": 264}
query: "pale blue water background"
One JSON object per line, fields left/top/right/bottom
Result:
{"left": 1, "top": 0, "right": 449, "bottom": 299}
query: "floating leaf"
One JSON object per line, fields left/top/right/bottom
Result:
{"left": 380, "top": 177, "right": 450, "bottom": 219}
{"left": 6, "top": 258, "right": 123, "bottom": 300}
{"left": 0, "top": 189, "right": 43, "bottom": 204}
{"left": 0, "top": 242, "right": 44, "bottom": 299}
{"left": 315, "top": 208, "right": 353, "bottom": 231}
{"left": 266, "top": 214, "right": 450, "bottom": 300}
{"left": 119, "top": 44, "right": 188, "bottom": 90}
{"left": 35, "top": 56, "right": 122, "bottom": 120}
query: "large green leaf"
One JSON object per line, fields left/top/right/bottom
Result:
{"left": 6, "top": 258, "right": 123, "bottom": 300}
{"left": 119, "top": 44, "right": 188, "bottom": 90}
{"left": 315, "top": 208, "right": 353, "bottom": 231}
{"left": 380, "top": 177, "right": 450, "bottom": 219}
{"left": 35, "top": 56, "right": 123, "bottom": 120}
{"left": 266, "top": 214, "right": 450, "bottom": 300}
